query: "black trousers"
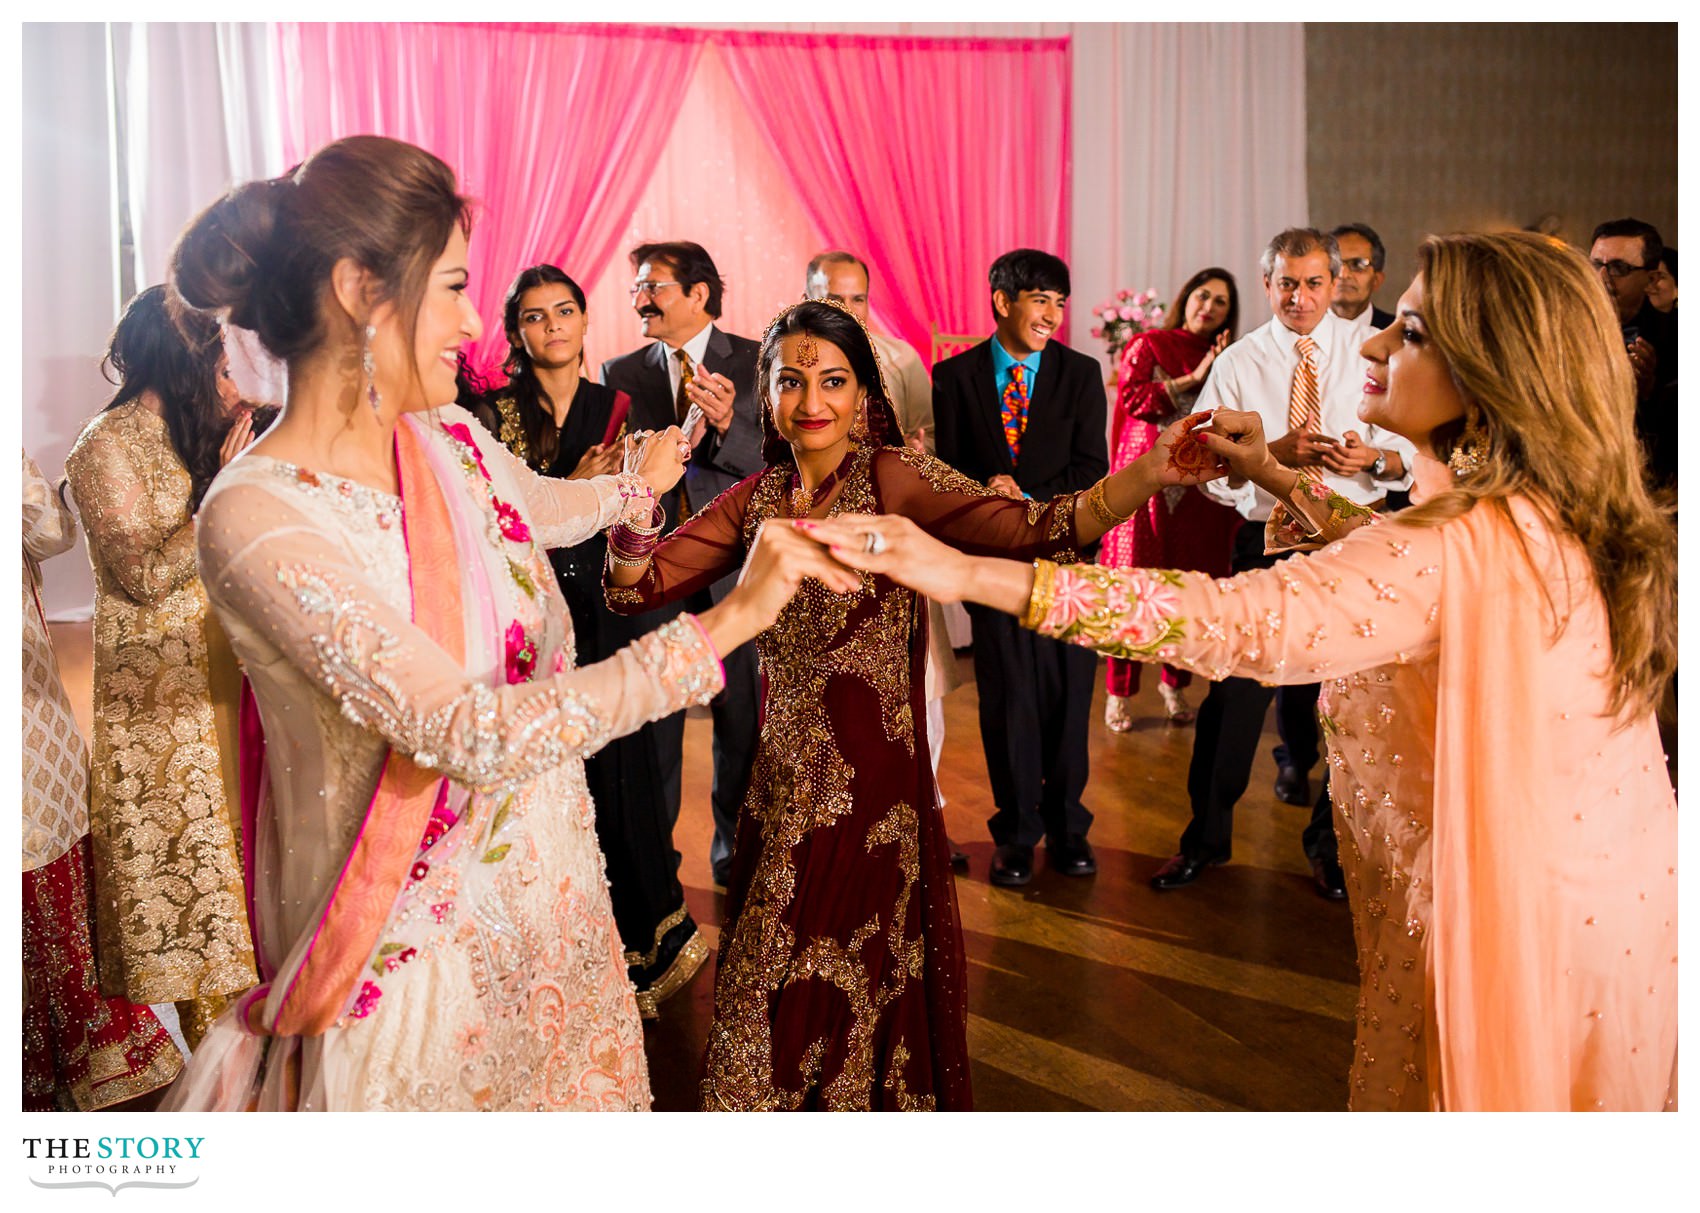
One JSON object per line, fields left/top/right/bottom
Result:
{"left": 968, "top": 604, "right": 1097, "bottom": 848}
{"left": 653, "top": 589, "right": 760, "bottom": 875}
{"left": 1181, "top": 520, "right": 1336, "bottom": 864}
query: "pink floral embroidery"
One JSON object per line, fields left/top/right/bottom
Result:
{"left": 1127, "top": 572, "right": 1182, "bottom": 629}
{"left": 348, "top": 981, "right": 383, "bottom": 1020}
{"left": 430, "top": 901, "right": 453, "bottom": 924}
{"left": 494, "top": 498, "right": 532, "bottom": 543}
{"left": 411, "top": 860, "right": 430, "bottom": 882}
{"left": 506, "top": 620, "right": 539, "bottom": 684}
{"left": 420, "top": 796, "right": 457, "bottom": 853}
{"left": 1045, "top": 574, "right": 1100, "bottom": 630}
{"left": 442, "top": 421, "right": 491, "bottom": 480}
{"left": 383, "top": 946, "right": 419, "bottom": 973}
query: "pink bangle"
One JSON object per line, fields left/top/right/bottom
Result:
{"left": 684, "top": 614, "right": 728, "bottom": 691}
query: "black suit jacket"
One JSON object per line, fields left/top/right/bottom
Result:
{"left": 1370, "top": 304, "right": 1396, "bottom": 331}
{"left": 600, "top": 324, "right": 763, "bottom": 603}
{"left": 931, "top": 337, "right": 1108, "bottom": 509}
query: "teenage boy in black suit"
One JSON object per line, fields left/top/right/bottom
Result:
{"left": 932, "top": 249, "right": 1108, "bottom": 887}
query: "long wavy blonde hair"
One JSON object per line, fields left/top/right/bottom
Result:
{"left": 1397, "top": 230, "right": 1676, "bottom": 719}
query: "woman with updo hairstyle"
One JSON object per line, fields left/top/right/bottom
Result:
{"left": 63, "top": 284, "right": 261, "bottom": 1050}
{"left": 470, "top": 263, "right": 710, "bottom": 1016}
{"left": 607, "top": 297, "right": 1238, "bottom": 1110}
{"left": 804, "top": 230, "right": 1678, "bottom": 1111}
{"left": 157, "top": 134, "right": 841, "bottom": 1111}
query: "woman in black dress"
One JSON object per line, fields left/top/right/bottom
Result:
{"left": 471, "top": 264, "right": 707, "bottom": 1017}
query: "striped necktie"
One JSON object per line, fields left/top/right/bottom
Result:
{"left": 1001, "top": 363, "right": 1030, "bottom": 463}
{"left": 674, "top": 348, "right": 694, "bottom": 426}
{"left": 1287, "top": 336, "right": 1320, "bottom": 434}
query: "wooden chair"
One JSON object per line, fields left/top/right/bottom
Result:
{"left": 929, "top": 324, "right": 984, "bottom": 366}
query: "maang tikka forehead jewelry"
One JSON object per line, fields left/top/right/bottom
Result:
{"left": 794, "top": 331, "right": 820, "bottom": 368}
{"left": 361, "top": 324, "right": 381, "bottom": 416}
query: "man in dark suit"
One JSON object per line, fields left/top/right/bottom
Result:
{"left": 932, "top": 248, "right": 1108, "bottom": 887}
{"left": 600, "top": 241, "right": 763, "bottom": 888}
{"left": 1329, "top": 222, "right": 1395, "bottom": 331}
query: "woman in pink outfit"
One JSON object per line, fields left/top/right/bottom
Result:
{"left": 1100, "top": 268, "right": 1243, "bottom": 728}
{"left": 805, "top": 230, "right": 1678, "bottom": 1111}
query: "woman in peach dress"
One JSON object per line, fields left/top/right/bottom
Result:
{"left": 807, "top": 231, "right": 1677, "bottom": 1111}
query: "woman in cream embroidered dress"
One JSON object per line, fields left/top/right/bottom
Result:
{"left": 812, "top": 231, "right": 1678, "bottom": 1112}
{"left": 63, "top": 286, "right": 260, "bottom": 1047}
{"left": 158, "top": 136, "right": 839, "bottom": 1112}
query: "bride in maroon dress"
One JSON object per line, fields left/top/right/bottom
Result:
{"left": 607, "top": 299, "right": 1184, "bottom": 1110}
{"left": 1101, "top": 268, "right": 1243, "bottom": 728}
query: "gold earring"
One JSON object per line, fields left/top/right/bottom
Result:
{"left": 851, "top": 401, "right": 869, "bottom": 442}
{"left": 1447, "top": 414, "right": 1487, "bottom": 478}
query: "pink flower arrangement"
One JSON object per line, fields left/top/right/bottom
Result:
{"left": 1093, "top": 286, "right": 1168, "bottom": 360}
{"left": 505, "top": 620, "right": 539, "bottom": 684}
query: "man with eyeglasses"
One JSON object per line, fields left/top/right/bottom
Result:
{"left": 600, "top": 241, "right": 763, "bottom": 897}
{"left": 1590, "top": 219, "right": 1677, "bottom": 492}
{"left": 1328, "top": 223, "right": 1395, "bottom": 332}
{"left": 1588, "top": 218, "right": 1676, "bottom": 402}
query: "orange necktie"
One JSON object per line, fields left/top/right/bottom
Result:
{"left": 1287, "top": 336, "right": 1320, "bottom": 434}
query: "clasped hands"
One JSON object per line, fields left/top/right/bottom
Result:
{"left": 683, "top": 370, "right": 737, "bottom": 441}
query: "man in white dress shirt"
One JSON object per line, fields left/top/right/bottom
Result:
{"left": 1151, "top": 228, "right": 1416, "bottom": 898}
{"left": 805, "top": 251, "right": 935, "bottom": 451}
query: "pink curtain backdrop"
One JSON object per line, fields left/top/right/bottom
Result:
{"left": 715, "top": 28, "right": 1072, "bottom": 359}
{"left": 275, "top": 23, "right": 708, "bottom": 374}
{"left": 274, "top": 23, "right": 1070, "bottom": 373}
{"left": 581, "top": 44, "right": 828, "bottom": 366}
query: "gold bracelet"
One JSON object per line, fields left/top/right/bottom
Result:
{"left": 1020, "top": 559, "right": 1059, "bottom": 630}
{"left": 1084, "top": 478, "right": 1135, "bottom": 528}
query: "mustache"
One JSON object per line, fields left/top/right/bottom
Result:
{"left": 637, "top": 307, "right": 663, "bottom": 320}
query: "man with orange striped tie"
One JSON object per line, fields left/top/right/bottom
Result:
{"left": 1150, "top": 228, "right": 1416, "bottom": 899}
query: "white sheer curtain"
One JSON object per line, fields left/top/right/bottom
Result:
{"left": 1071, "top": 23, "right": 1307, "bottom": 375}
{"left": 23, "top": 24, "right": 120, "bottom": 621}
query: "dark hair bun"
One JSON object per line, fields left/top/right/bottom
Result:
{"left": 170, "top": 178, "right": 290, "bottom": 327}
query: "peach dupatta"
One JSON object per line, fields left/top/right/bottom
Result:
{"left": 1429, "top": 499, "right": 1677, "bottom": 1110}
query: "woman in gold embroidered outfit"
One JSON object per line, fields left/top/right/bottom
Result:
{"left": 154, "top": 136, "right": 842, "bottom": 1112}
{"left": 607, "top": 300, "right": 1221, "bottom": 1110}
{"left": 23, "top": 451, "right": 183, "bottom": 1109}
{"left": 812, "top": 232, "right": 1678, "bottom": 1111}
{"left": 64, "top": 285, "right": 261, "bottom": 1047}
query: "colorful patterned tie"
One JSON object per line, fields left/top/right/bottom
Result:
{"left": 1001, "top": 363, "right": 1030, "bottom": 463}
{"left": 1287, "top": 336, "right": 1321, "bottom": 434}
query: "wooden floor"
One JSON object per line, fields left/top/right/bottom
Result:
{"left": 649, "top": 652, "right": 1358, "bottom": 1111}
{"left": 49, "top": 624, "right": 1358, "bottom": 1112}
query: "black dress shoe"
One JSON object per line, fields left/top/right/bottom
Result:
{"left": 1274, "top": 765, "right": 1312, "bottom": 805}
{"left": 1149, "top": 850, "right": 1228, "bottom": 890}
{"left": 948, "top": 838, "right": 969, "bottom": 870}
{"left": 1310, "top": 856, "right": 1347, "bottom": 900}
{"left": 989, "top": 843, "right": 1034, "bottom": 887}
{"left": 1048, "top": 836, "right": 1097, "bottom": 877}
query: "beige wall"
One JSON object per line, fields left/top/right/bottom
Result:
{"left": 1306, "top": 23, "right": 1677, "bottom": 310}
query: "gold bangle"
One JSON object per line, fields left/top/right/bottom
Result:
{"left": 1020, "top": 559, "right": 1059, "bottom": 630}
{"left": 1084, "top": 479, "right": 1135, "bottom": 528}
